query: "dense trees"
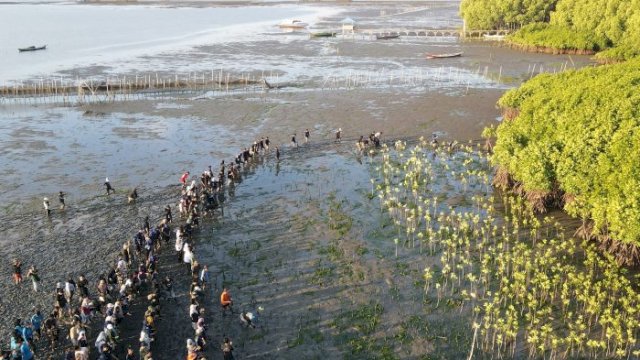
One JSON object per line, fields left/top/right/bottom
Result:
{"left": 460, "top": 0, "right": 640, "bottom": 60}
{"left": 460, "top": 0, "right": 557, "bottom": 30}
{"left": 507, "top": 23, "right": 603, "bottom": 53}
{"left": 489, "top": 58, "right": 640, "bottom": 263}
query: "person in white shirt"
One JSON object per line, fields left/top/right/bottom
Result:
{"left": 64, "top": 278, "right": 76, "bottom": 304}
{"left": 175, "top": 226, "right": 184, "bottom": 261}
{"left": 117, "top": 258, "right": 127, "bottom": 277}
{"left": 43, "top": 197, "right": 51, "bottom": 216}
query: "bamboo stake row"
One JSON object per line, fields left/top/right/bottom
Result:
{"left": 0, "top": 62, "right": 572, "bottom": 106}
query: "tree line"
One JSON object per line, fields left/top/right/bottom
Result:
{"left": 461, "top": 0, "right": 640, "bottom": 61}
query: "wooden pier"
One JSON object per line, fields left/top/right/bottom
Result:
{"left": 360, "top": 28, "right": 512, "bottom": 38}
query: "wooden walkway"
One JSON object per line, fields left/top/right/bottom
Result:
{"left": 358, "top": 28, "right": 512, "bottom": 38}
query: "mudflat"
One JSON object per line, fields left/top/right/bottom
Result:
{"left": 0, "top": 2, "right": 595, "bottom": 358}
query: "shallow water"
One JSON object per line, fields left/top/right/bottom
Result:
{"left": 0, "top": 106, "right": 241, "bottom": 205}
{"left": 0, "top": 3, "right": 327, "bottom": 82}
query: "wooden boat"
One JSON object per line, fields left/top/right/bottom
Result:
{"left": 310, "top": 31, "right": 337, "bottom": 38}
{"left": 425, "top": 52, "right": 462, "bottom": 59}
{"left": 376, "top": 34, "right": 400, "bottom": 40}
{"left": 278, "top": 20, "right": 308, "bottom": 29}
{"left": 18, "top": 45, "right": 47, "bottom": 52}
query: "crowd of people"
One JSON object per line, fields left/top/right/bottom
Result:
{"left": 6, "top": 127, "right": 351, "bottom": 359}
{"left": 355, "top": 131, "right": 383, "bottom": 152}
{"left": 4, "top": 204, "right": 173, "bottom": 360}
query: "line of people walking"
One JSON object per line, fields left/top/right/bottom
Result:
{"left": 5, "top": 131, "right": 293, "bottom": 359}
{"left": 176, "top": 136, "right": 279, "bottom": 360}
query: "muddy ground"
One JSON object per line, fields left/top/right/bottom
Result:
{"left": 0, "top": 2, "right": 597, "bottom": 359}
{"left": 0, "top": 69, "right": 589, "bottom": 360}
{"left": 0, "top": 138, "right": 476, "bottom": 359}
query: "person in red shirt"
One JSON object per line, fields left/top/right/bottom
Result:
{"left": 180, "top": 172, "right": 190, "bottom": 186}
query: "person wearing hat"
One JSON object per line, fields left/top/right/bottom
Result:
{"left": 186, "top": 339, "right": 198, "bottom": 360}
{"left": 145, "top": 311, "right": 156, "bottom": 338}
{"left": 43, "top": 197, "right": 51, "bottom": 216}
{"left": 95, "top": 331, "right": 106, "bottom": 354}
{"left": 195, "top": 323, "right": 207, "bottom": 349}
{"left": 104, "top": 178, "right": 115, "bottom": 195}
{"left": 104, "top": 323, "right": 118, "bottom": 347}
{"left": 139, "top": 328, "right": 151, "bottom": 349}
{"left": 114, "top": 301, "right": 124, "bottom": 324}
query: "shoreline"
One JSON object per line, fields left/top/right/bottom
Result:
{"left": 503, "top": 41, "right": 597, "bottom": 56}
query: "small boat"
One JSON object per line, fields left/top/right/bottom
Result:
{"left": 18, "top": 45, "right": 47, "bottom": 52}
{"left": 310, "top": 31, "right": 337, "bottom": 38}
{"left": 376, "top": 34, "right": 400, "bottom": 40}
{"left": 278, "top": 20, "right": 308, "bottom": 29}
{"left": 425, "top": 52, "right": 462, "bottom": 59}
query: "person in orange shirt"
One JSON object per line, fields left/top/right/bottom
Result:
{"left": 220, "top": 288, "right": 233, "bottom": 312}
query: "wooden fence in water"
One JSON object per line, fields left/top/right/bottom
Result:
{"left": 0, "top": 71, "right": 269, "bottom": 104}
{"left": 0, "top": 60, "right": 573, "bottom": 106}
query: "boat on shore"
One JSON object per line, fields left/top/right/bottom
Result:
{"left": 278, "top": 20, "right": 308, "bottom": 29}
{"left": 310, "top": 31, "right": 337, "bottom": 38}
{"left": 425, "top": 52, "right": 462, "bottom": 59}
{"left": 18, "top": 45, "right": 47, "bottom": 52}
{"left": 376, "top": 34, "right": 400, "bottom": 40}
